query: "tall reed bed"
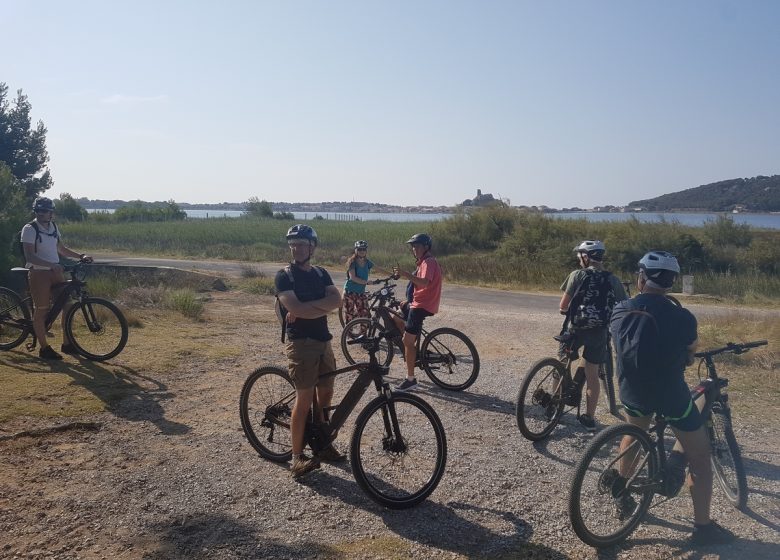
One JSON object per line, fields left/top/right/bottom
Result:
{"left": 62, "top": 210, "right": 780, "bottom": 302}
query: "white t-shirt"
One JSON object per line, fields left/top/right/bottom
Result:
{"left": 21, "top": 221, "right": 60, "bottom": 268}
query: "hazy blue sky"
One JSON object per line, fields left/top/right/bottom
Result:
{"left": 3, "top": 1, "right": 779, "bottom": 208}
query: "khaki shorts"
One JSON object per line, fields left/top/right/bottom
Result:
{"left": 28, "top": 268, "right": 66, "bottom": 311}
{"left": 285, "top": 338, "right": 337, "bottom": 390}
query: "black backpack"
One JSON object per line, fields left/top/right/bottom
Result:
{"left": 569, "top": 269, "right": 616, "bottom": 330}
{"left": 274, "top": 264, "right": 325, "bottom": 343}
{"left": 610, "top": 301, "right": 661, "bottom": 390}
{"left": 12, "top": 220, "right": 59, "bottom": 261}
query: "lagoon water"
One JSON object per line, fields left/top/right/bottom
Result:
{"left": 88, "top": 209, "right": 780, "bottom": 229}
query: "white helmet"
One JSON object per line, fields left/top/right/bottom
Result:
{"left": 639, "top": 251, "right": 680, "bottom": 289}
{"left": 574, "top": 240, "right": 605, "bottom": 261}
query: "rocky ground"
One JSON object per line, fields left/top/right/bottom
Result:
{"left": 1, "top": 288, "right": 778, "bottom": 559}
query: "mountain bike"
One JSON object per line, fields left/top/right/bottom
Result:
{"left": 568, "top": 340, "right": 765, "bottom": 547}
{"left": 239, "top": 333, "right": 447, "bottom": 509}
{"left": 0, "top": 261, "right": 128, "bottom": 361}
{"left": 338, "top": 275, "right": 400, "bottom": 328}
{"left": 515, "top": 329, "right": 618, "bottom": 441}
{"left": 340, "top": 298, "right": 480, "bottom": 391}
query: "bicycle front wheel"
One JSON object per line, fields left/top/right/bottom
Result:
{"left": 420, "top": 327, "right": 480, "bottom": 391}
{"left": 709, "top": 403, "right": 748, "bottom": 510}
{"left": 350, "top": 392, "right": 447, "bottom": 509}
{"left": 569, "top": 423, "right": 657, "bottom": 548}
{"left": 341, "top": 317, "right": 394, "bottom": 367}
{"left": 0, "top": 287, "right": 31, "bottom": 351}
{"left": 65, "top": 297, "right": 128, "bottom": 361}
{"left": 516, "top": 358, "right": 566, "bottom": 441}
{"left": 239, "top": 366, "right": 295, "bottom": 462}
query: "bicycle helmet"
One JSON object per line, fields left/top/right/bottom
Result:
{"left": 32, "top": 197, "right": 56, "bottom": 212}
{"left": 638, "top": 250, "right": 680, "bottom": 289}
{"left": 354, "top": 240, "right": 368, "bottom": 250}
{"left": 286, "top": 224, "right": 318, "bottom": 246}
{"left": 574, "top": 240, "right": 605, "bottom": 261}
{"left": 406, "top": 233, "right": 432, "bottom": 248}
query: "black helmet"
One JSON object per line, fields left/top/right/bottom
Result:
{"left": 354, "top": 240, "right": 368, "bottom": 250}
{"left": 406, "top": 233, "right": 432, "bottom": 248}
{"left": 638, "top": 251, "right": 680, "bottom": 289}
{"left": 33, "top": 197, "right": 55, "bottom": 212}
{"left": 286, "top": 224, "right": 318, "bottom": 246}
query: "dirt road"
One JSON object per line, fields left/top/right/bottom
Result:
{"left": 0, "top": 261, "right": 778, "bottom": 559}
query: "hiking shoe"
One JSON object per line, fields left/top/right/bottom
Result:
{"left": 578, "top": 414, "right": 597, "bottom": 432}
{"left": 613, "top": 493, "right": 637, "bottom": 520}
{"left": 317, "top": 444, "right": 347, "bottom": 463}
{"left": 60, "top": 343, "right": 79, "bottom": 355}
{"left": 689, "top": 521, "right": 736, "bottom": 546}
{"left": 395, "top": 378, "right": 418, "bottom": 392}
{"left": 290, "top": 454, "right": 320, "bottom": 479}
{"left": 39, "top": 346, "right": 63, "bottom": 360}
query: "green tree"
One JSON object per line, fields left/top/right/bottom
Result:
{"left": 245, "top": 197, "right": 273, "bottom": 218}
{"left": 0, "top": 83, "right": 53, "bottom": 201}
{"left": 0, "top": 161, "right": 30, "bottom": 276}
{"left": 56, "top": 192, "right": 88, "bottom": 222}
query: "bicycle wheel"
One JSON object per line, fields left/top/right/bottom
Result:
{"left": 708, "top": 403, "right": 748, "bottom": 510}
{"left": 420, "top": 327, "right": 480, "bottom": 391}
{"left": 239, "top": 366, "right": 295, "bottom": 462}
{"left": 516, "top": 358, "right": 567, "bottom": 441}
{"left": 341, "top": 317, "right": 394, "bottom": 367}
{"left": 338, "top": 304, "right": 346, "bottom": 328}
{"left": 569, "top": 423, "right": 657, "bottom": 548}
{"left": 0, "top": 287, "right": 31, "bottom": 351}
{"left": 64, "top": 297, "right": 128, "bottom": 361}
{"left": 350, "top": 392, "right": 447, "bottom": 509}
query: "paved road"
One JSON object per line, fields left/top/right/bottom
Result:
{"left": 93, "top": 254, "right": 779, "bottom": 320}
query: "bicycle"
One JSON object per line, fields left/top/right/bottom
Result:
{"left": 0, "top": 260, "right": 129, "bottom": 361}
{"left": 338, "top": 275, "right": 400, "bottom": 328}
{"left": 239, "top": 333, "right": 447, "bottom": 509}
{"left": 567, "top": 339, "right": 765, "bottom": 547}
{"left": 340, "top": 292, "right": 480, "bottom": 391}
{"left": 515, "top": 329, "right": 618, "bottom": 441}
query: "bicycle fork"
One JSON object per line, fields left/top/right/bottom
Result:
{"left": 378, "top": 395, "right": 407, "bottom": 454}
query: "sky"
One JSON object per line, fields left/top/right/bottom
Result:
{"left": 2, "top": 1, "right": 779, "bottom": 209}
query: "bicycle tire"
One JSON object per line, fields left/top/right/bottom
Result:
{"left": 338, "top": 304, "right": 346, "bottom": 328}
{"left": 64, "top": 297, "right": 128, "bottom": 361}
{"left": 0, "top": 287, "right": 31, "bottom": 351}
{"left": 709, "top": 404, "right": 748, "bottom": 510}
{"left": 569, "top": 423, "right": 657, "bottom": 547}
{"left": 350, "top": 392, "right": 447, "bottom": 509}
{"left": 239, "top": 366, "right": 295, "bottom": 462}
{"left": 341, "top": 317, "right": 394, "bottom": 367}
{"left": 516, "top": 358, "right": 567, "bottom": 441}
{"left": 420, "top": 327, "right": 480, "bottom": 391}
{"left": 600, "top": 343, "right": 619, "bottom": 416}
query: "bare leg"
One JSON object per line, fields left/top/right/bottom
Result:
{"left": 672, "top": 425, "right": 713, "bottom": 526}
{"left": 291, "top": 387, "right": 315, "bottom": 456}
{"left": 584, "top": 359, "right": 600, "bottom": 417}
{"left": 32, "top": 305, "right": 50, "bottom": 350}
{"left": 402, "top": 331, "right": 417, "bottom": 379}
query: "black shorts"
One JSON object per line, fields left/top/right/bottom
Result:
{"left": 572, "top": 327, "right": 608, "bottom": 364}
{"left": 623, "top": 398, "right": 704, "bottom": 432}
{"left": 401, "top": 303, "right": 433, "bottom": 336}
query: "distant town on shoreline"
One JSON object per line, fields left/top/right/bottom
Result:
{"left": 77, "top": 174, "right": 779, "bottom": 214}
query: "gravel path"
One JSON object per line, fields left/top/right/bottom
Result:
{"left": 1, "top": 289, "right": 778, "bottom": 559}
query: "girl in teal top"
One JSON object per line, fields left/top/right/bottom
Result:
{"left": 343, "top": 240, "right": 374, "bottom": 324}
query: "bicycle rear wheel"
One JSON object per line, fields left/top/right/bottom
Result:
{"left": 569, "top": 423, "right": 657, "bottom": 547}
{"left": 351, "top": 392, "right": 447, "bottom": 509}
{"left": 239, "top": 366, "right": 295, "bottom": 462}
{"left": 65, "top": 297, "right": 128, "bottom": 361}
{"left": 709, "top": 403, "right": 748, "bottom": 510}
{"left": 600, "top": 343, "right": 619, "bottom": 416}
{"left": 516, "top": 358, "right": 566, "bottom": 441}
{"left": 420, "top": 327, "right": 480, "bottom": 391}
{"left": 0, "top": 287, "right": 31, "bottom": 351}
{"left": 341, "top": 317, "right": 394, "bottom": 367}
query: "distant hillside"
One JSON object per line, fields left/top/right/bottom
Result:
{"left": 629, "top": 175, "right": 780, "bottom": 212}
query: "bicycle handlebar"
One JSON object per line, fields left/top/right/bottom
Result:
{"left": 694, "top": 340, "right": 768, "bottom": 358}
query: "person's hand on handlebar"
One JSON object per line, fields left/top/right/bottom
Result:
{"left": 79, "top": 254, "right": 94, "bottom": 264}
